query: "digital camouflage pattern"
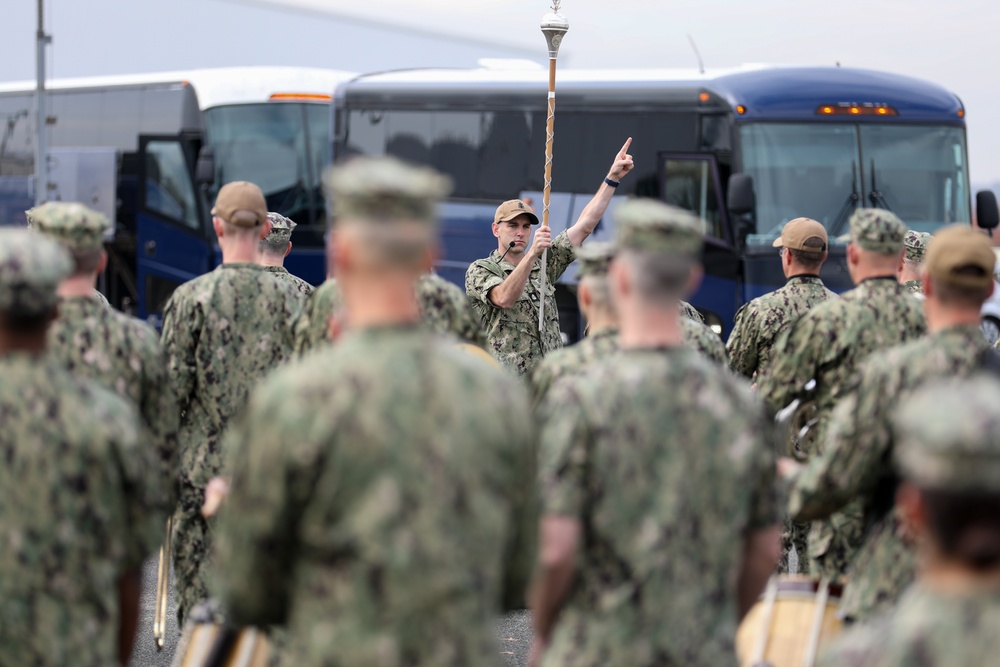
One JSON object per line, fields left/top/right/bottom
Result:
{"left": 292, "top": 274, "right": 486, "bottom": 356}
{"left": 845, "top": 208, "right": 907, "bottom": 254}
{"left": 0, "top": 355, "right": 164, "bottom": 667}
{"left": 539, "top": 347, "right": 777, "bottom": 667}
{"left": 818, "top": 584, "right": 1000, "bottom": 667}
{"left": 48, "top": 295, "right": 178, "bottom": 505}
{"left": 529, "top": 328, "right": 618, "bottom": 406}
{"left": 215, "top": 327, "right": 537, "bottom": 667}
{"left": 790, "top": 325, "right": 988, "bottom": 620}
{"left": 680, "top": 300, "right": 704, "bottom": 323}
{"left": 903, "top": 279, "right": 923, "bottom": 295}
{"left": 902, "top": 230, "right": 931, "bottom": 263}
{"left": 0, "top": 229, "right": 70, "bottom": 316}
{"left": 466, "top": 230, "right": 575, "bottom": 375}
{"left": 264, "top": 212, "right": 296, "bottom": 245}
{"left": 895, "top": 374, "right": 1000, "bottom": 492}
{"left": 93, "top": 289, "right": 111, "bottom": 307}
{"left": 26, "top": 201, "right": 109, "bottom": 250}
{"left": 682, "top": 316, "right": 726, "bottom": 366}
{"left": 161, "top": 262, "right": 300, "bottom": 623}
{"left": 291, "top": 277, "right": 342, "bottom": 356}
{"left": 264, "top": 265, "right": 314, "bottom": 298}
{"left": 759, "top": 277, "right": 925, "bottom": 579}
{"left": 726, "top": 275, "right": 836, "bottom": 380}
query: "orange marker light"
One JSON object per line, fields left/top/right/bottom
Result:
{"left": 958, "top": 109, "right": 965, "bottom": 118}
{"left": 877, "top": 107, "right": 887, "bottom": 115}
{"left": 821, "top": 106, "right": 834, "bottom": 115}
{"left": 269, "top": 93, "right": 332, "bottom": 102}
{"left": 850, "top": 107, "right": 860, "bottom": 114}
{"left": 699, "top": 92, "right": 711, "bottom": 102}
{"left": 736, "top": 105, "right": 747, "bottom": 115}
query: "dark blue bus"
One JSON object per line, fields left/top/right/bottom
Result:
{"left": 333, "top": 65, "right": 986, "bottom": 338}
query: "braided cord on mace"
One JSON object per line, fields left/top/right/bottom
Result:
{"left": 538, "top": 2, "right": 569, "bottom": 334}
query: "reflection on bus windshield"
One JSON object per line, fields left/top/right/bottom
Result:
{"left": 204, "top": 103, "right": 329, "bottom": 225}
{"left": 740, "top": 123, "right": 969, "bottom": 246}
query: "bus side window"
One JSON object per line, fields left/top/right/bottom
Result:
{"left": 661, "top": 155, "right": 725, "bottom": 240}
{"left": 143, "top": 141, "right": 200, "bottom": 231}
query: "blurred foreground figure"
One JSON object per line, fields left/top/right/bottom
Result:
{"left": 0, "top": 229, "right": 164, "bottom": 666}
{"left": 215, "top": 157, "right": 537, "bottom": 666}
{"left": 820, "top": 375, "right": 1000, "bottom": 666}
{"left": 531, "top": 199, "right": 780, "bottom": 667}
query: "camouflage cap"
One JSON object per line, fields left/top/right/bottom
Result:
{"left": 903, "top": 230, "right": 932, "bottom": 263}
{"left": 0, "top": 229, "right": 72, "bottom": 316}
{"left": 924, "top": 224, "right": 996, "bottom": 289}
{"left": 614, "top": 199, "right": 704, "bottom": 259}
{"left": 894, "top": 374, "right": 1000, "bottom": 493}
{"left": 845, "top": 208, "right": 907, "bottom": 254}
{"left": 26, "top": 201, "right": 110, "bottom": 251}
{"left": 575, "top": 241, "right": 616, "bottom": 278}
{"left": 323, "top": 156, "right": 452, "bottom": 225}
{"left": 264, "top": 212, "right": 297, "bottom": 244}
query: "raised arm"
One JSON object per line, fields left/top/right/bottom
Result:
{"left": 566, "top": 137, "right": 635, "bottom": 247}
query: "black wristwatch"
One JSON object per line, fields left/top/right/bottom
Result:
{"left": 604, "top": 177, "right": 620, "bottom": 188}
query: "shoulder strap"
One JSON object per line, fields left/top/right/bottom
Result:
{"left": 474, "top": 256, "right": 507, "bottom": 280}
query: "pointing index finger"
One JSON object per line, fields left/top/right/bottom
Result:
{"left": 619, "top": 137, "right": 633, "bottom": 158}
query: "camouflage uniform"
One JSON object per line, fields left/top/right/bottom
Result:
{"left": 759, "top": 210, "right": 925, "bottom": 580}
{"left": 819, "top": 376, "right": 1000, "bottom": 667}
{"left": 682, "top": 317, "right": 727, "bottom": 365}
{"left": 264, "top": 265, "right": 313, "bottom": 298}
{"left": 0, "top": 229, "right": 164, "bottom": 666}
{"left": 726, "top": 273, "right": 835, "bottom": 572}
{"left": 680, "top": 300, "right": 703, "bottom": 322}
{"left": 262, "top": 213, "right": 314, "bottom": 298}
{"left": 466, "top": 231, "right": 575, "bottom": 375}
{"left": 900, "top": 230, "right": 931, "bottom": 296}
{"left": 28, "top": 202, "right": 177, "bottom": 502}
{"left": 163, "top": 262, "right": 300, "bottom": 622}
{"left": 538, "top": 200, "right": 778, "bottom": 667}
{"left": 790, "top": 225, "right": 996, "bottom": 619}
{"left": 292, "top": 274, "right": 485, "bottom": 356}
{"left": 215, "top": 157, "right": 536, "bottom": 667}
{"left": 726, "top": 276, "right": 836, "bottom": 381}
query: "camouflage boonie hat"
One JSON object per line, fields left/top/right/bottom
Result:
{"left": 614, "top": 199, "right": 704, "bottom": 258}
{"left": 903, "top": 230, "right": 932, "bottom": 263}
{"left": 895, "top": 375, "right": 1000, "bottom": 493}
{"left": 575, "top": 241, "right": 615, "bottom": 278}
{"left": 844, "top": 208, "right": 906, "bottom": 254}
{"left": 0, "top": 229, "right": 72, "bottom": 316}
{"left": 264, "top": 212, "right": 297, "bottom": 244}
{"left": 26, "top": 201, "right": 110, "bottom": 251}
{"left": 323, "top": 156, "right": 452, "bottom": 225}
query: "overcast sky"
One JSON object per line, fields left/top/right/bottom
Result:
{"left": 4, "top": 0, "right": 999, "bottom": 184}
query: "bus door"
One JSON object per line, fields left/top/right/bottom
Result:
{"left": 660, "top": 152, "right": 741, "bottom": 336}
{"left": 137, "top": 135, "right": 213, "bottom": 326}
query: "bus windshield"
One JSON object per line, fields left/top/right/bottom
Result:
{"left": 740, "top": 123, "right": 969, "bottom": 247}
{"left": 204, "top": 102, "right": 329, "bottom": 229}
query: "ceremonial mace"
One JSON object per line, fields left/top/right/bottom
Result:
{"left": 538, "top": 2, "right": 569, "bottom": 334}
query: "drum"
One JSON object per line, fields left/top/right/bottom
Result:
{"left": 171, "top": 623, "right": 270, "bottom": 667}
{"left": 735, "top": 576, "right": 844, "bottom": 667}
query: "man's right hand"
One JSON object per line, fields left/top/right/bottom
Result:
{"left": 529, "top": 226, "right": 553, "bottom": 260}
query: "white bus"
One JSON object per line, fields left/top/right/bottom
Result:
{"left": 0, "top": 66, "right": 353, "bottom": 318}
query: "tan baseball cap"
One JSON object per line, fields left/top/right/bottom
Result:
{"left": 772, "top": 217, "right": 828, "bottom": 253}
{"left": 494, "top": 199, "right": 539, "bottom": 226}
{"left": 211, "top": 181, "right": 268, "bottom": 227}
{"left": 924, "top": 224, "right": 996, "bottom": 289}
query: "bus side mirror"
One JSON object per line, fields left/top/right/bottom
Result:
{"left": 976, "top": 190, "right": 999, "bottom": 231}
{"left": 195, "top": 146, "right": 215, "bottom": 188}
{"left": 727, "top": 173, "right": 755, "bottom": 216}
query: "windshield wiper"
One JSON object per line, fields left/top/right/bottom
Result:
{"left": 829, "top": 161, "right": 860, "bottom": 237}
{"left": 868, "top": 159, "right": 892, "bottom": 210}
